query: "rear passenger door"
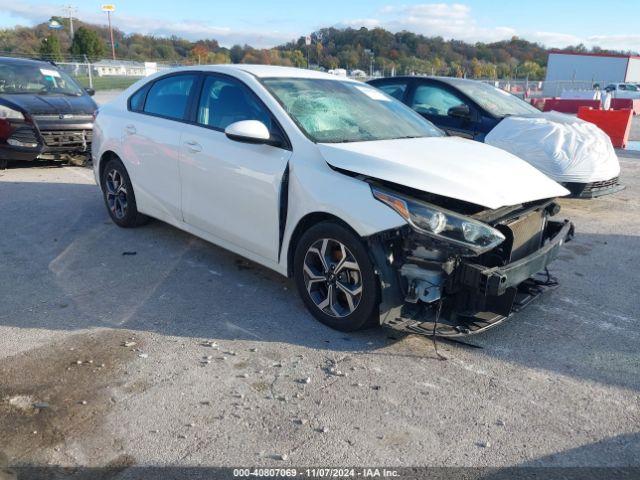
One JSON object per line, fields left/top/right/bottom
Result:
{"left": 408, "top": 81, "right": 478, "bottom": 139}
{"left": 122, "top": 72, "right": 200, "bottom": 222}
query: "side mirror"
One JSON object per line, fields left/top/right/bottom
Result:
{"left": 447, "top": 104, "right": 471, "bottom": 119}
{"left": 225, "top": 120, "right": 271, "bottom": 144}
{"left": 84, "top": 87, "right": 96, "bottom": 97}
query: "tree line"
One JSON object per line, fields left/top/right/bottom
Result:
{"left": 0, "top": 18, "right": 633, "bottom": 80}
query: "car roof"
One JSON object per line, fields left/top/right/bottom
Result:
{"left": 0, "top": 56, "right": 52, "bottom": 67}
{"left": 178, "top": 64, "right": 359, "bottom": 81}
{"left": 371, "top": 75, "right": 478, "bottom": 87}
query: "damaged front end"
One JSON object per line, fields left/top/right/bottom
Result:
{"left": 367, "top": 184, "right": 574, "bottom": 337}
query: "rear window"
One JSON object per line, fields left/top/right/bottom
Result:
{"left": 143, "top": 74, "right": 197, "bottom": 121}
{"left": 375, "top": 82, "right": 408, "bottom": 101}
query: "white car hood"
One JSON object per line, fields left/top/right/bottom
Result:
{"left": 318, "top": 136, "right": 569, "bottom": 210}
{"left": 485, "top": 112, "right": 620, "bottom": 183}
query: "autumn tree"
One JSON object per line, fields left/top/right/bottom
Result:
{"left": 70, "top": 27, "right": 105, "bottom": 59}
{"left": 39, "top": 34, "right": 63, "bottom": 61}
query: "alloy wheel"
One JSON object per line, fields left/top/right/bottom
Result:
{"left": 105, "top": 169, "right": 128, "bottom": 219}
{"left": 303, "top": 238, "right": 363, "bottom": 318}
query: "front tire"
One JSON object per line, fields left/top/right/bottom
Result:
{"left": 101, "top": 158, "right": 149, "bottom": 228}
{"left": 293, "top": 221, "right": 379, "bottom": 332}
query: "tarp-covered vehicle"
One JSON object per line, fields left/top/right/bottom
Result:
{"left": 0, "top": 57, "right": 97, "bottom": 169}
{"left": 368, "top": 76, "right": 623, "bottom": 198}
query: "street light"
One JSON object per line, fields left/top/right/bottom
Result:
{"left": 101, "top": 4, "right": 116, "bottom": 60}
{"left": 364, "top": 49, "right": 374, "bottom": 77}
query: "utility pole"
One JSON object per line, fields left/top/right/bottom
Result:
{"left": 102, "top": 4, "right": 117, "bottom": 60}
{"left": 63, "top": 4, "right": 77, "bottom": 39}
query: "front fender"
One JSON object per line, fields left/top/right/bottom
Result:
{"left": 279, "top": 158, "right": 406, "bottom": 275}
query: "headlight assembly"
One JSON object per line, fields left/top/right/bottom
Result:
{"left": 371, "top": 186, "right": 505, "bottom": 255}
{"left": 0, "top": 105, "right": 24, "bottom": 120}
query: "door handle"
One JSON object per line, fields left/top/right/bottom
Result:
{"left": 125, "top": 124, "right": 136, "bottom": 135}
{"left": 184, "top": 140, "right": 202, "bottom": 153}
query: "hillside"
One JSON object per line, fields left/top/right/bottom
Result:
{"left": 0, "top": 18, "right": 631, "bottom": 80}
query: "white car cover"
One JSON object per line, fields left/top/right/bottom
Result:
{"left": 484, "top": 112, "right": 620, "bottom": 183}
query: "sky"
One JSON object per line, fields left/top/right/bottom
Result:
{"left": 0, "top": 0, "right": 638, "bottom": 51}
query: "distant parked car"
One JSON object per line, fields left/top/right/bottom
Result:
{"left": 368, "top": 76, "right": 623, "bottom": 198}
{"left": 0, "top": 57, "right": 97, "bottom": 169}
{"left": 604, "top": 83, "right": 640, "bottom": 99}
{"left": 92, "top": 65, "right": 574, "bottom": 337}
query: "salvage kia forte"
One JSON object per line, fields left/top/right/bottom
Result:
{"left": 93, "top": 65, "right": 574, "bottom": 336}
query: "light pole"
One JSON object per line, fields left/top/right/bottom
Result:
{"left": 62, "top": 5, "right": 77, "bottom": 39}
{"left": 101, "top": 4, "right": 116, "bottom": 60}
{"left": 364, "top": 49, "right": 374, "bottom": 77}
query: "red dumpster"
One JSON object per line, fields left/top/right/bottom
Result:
{"left": 577, "top": 107, "right": 633, "bottom": 148}
{"left": 543, "top": 98, "right": 601, "bottom": 114}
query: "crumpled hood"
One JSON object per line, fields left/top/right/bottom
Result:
{"left": 485, "top": 112, "right": 620, "bottom": 183}
{"left": 0, "top": 93, "right": 97, "bottom": 116}
{"left": 318, "top": 136, "right": 569, "bottom": 210}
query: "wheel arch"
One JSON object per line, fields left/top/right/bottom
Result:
{"left": 286, "top": 212, "right": 361, "bottom": 278}
{"left": 98, "top": 150, "right": 122, "bottom": 188}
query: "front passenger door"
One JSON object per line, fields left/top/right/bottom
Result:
{"left": 179, "top": 74, "right": 292, "bottom": 262}
{"left": 409, "top": 82, "right": 477, "bottom": 139}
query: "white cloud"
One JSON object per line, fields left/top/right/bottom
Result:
{"left": 341, "top": 3, "right": 517, "bottom": 43}
{"left": 0, "top": 0, "right": 294, "bottom": 48}
{"left": 341, "top": 2, "right": 640, "bottom": 52}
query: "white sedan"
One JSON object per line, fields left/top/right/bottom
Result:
{"left": 93, "top": 65, "right": 573, "bottom": 336}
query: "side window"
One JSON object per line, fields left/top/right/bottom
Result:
{"left": 376, "top": 82, "right": 408, "bottom": 101}
{"left": 143, "top": 74, "right": 197, "bottom": 121}
{"left": 197, "top": 75, "right": 272, "bottom": 131}
{"left": 129, "top": 85, "right": 148, "bottom": 111}
{"left": 411, "top": 84, "right": 467, "bottom": 116}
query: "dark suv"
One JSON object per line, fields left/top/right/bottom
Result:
{"left": 0, "top": 57, "right": 97, "bottom": 168}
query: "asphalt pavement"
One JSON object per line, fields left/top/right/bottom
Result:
{"left": 0, "top": 152, "right": 638, "bottom": 472}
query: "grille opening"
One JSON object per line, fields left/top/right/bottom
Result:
{"left": 40, "top": 130, "right": 92, "bottom": 152}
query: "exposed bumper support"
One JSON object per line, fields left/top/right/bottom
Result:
{"left": 456, "top": 220, "right": 574, "bottom": 296}
{"left": 372, "top": 219, "right": 575, "bottom": 337}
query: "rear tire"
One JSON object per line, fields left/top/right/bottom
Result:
{"left": 101, "top": 158, "right": 149, "bottom": 228}
{"left": 293, "top": 221, "right": 379, "bottom": 332}
{"left": 0, "top": 159, "right": 7, "bottom": 170}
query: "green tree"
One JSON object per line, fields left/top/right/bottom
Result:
{"left": 39, "top": 34, "right": 63, "bottom": 61}
{"left": 70, "top": 27, "right": 105, "bottom": 59}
